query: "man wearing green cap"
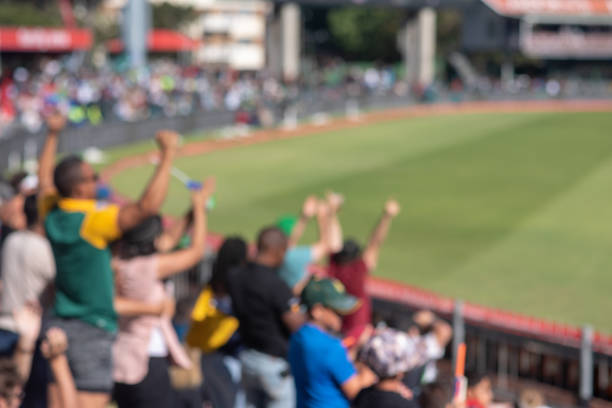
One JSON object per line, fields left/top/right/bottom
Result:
{"left": 288, "top": 278, "right": 374, "bottom": 408}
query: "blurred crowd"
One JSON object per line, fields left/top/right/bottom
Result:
{"left": 0, "top": 113, "right": 556, "bottom": 408}
{"left": 0, "top": 58, "right": 410, "bottom": 136}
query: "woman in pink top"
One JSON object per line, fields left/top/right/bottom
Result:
{"left": 112, "top": 180, "right": 213, "bottom": 408}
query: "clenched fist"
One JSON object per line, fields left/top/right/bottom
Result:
{"left": 156, "top": 130, "right": 180, "bottom": 153}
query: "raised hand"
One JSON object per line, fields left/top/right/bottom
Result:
{"left": 201, "top": 176, "right": 216, "bottom": 198}
{"left": 46, "top": 111, "right": 67, "bottom": 134}
{"left": 384, "top": 199, "right": 400, "bottom": 217}
{"left": 41, "top": 327, "right": 68, "bottom": 360}
{"left": 155, "top": 130, "right": 180, "bottom": 154}
{"left": 327, "top": 192, "right": 344, "bottom": 213}
{"left": 302, "top": 195, "right": 318, "bottom": 218}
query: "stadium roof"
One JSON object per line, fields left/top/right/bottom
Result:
{"left": 481, "top": 0, "right": 612, "bottom": 17}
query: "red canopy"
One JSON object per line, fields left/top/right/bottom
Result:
{"left": 0, "top": 27, "right": 92, "bottom": 52}
{"left": 107, "top": 30, "right": 199, "bottom": 53}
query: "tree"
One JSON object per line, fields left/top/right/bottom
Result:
{"left": 152, "top": 2, "right": 197, "bottom": 30}
{"left": 327, "top": 7, "right": 407, "bottom": 62}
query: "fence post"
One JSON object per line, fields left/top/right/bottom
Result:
{"left": 452, "top": 300, "right": 465, "bottom": 372}
{"left": 580, "top": 325, "right": 593, "bottom": 406}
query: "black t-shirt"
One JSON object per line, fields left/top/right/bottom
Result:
{"left": 226, "top": 262, "right": 297, "bottom": 359}
{"left": 353, "top": 387, "right": 419, "bottom": 408}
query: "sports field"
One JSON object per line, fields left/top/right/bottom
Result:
{"left": 107, "top": 109, "right": 612, "bottom": 332}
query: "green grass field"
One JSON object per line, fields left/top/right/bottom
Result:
{"left": 107, "top": 111, "right": 612, "bottom": 332}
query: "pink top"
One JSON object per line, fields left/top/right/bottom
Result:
{"left": 113, "top": 255, "right": 191, "bottom": 385}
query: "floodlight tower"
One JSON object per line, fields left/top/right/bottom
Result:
{"left": 123, "top": 0, "right": 150, "bottom": 69}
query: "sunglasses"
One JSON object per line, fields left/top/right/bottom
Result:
{"left": 79, "top": 173, "right": 99, "bottom": 183}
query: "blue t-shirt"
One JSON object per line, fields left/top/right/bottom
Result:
{"left": 278, "top": 246, "right": 313, "bottom": 289}
{"left": 289, "top": 324, "right": 356, "bottom": 408}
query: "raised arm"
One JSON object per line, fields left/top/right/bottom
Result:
{"left": 362, "top": 199, "right": 400, "bottom": 271}
{"left": 117, "top": 130, "right": 178, "bottom": 232}
{"left": 325, "top": 192, "right": 344, "bottom": 254}
{"left": 156, "top": 178, "right": 214, "bottom": 280}
{"left": 288, "top": 195, "right": 318, "bottom": 247}
{"left": 38, "top": 113, "right": 66, "bottom": 196}
{"left": 41, "top": 328, "right": 78, "bottom": 408}
{"left": 155, "top": 209, "right": 193, "bottom": 253}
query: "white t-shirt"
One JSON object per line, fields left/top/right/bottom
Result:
{"left": 148, "top": 326, "right": 168, "bottom": 357}
{"left": 0, "top": 230, "right": 55, "bottom": 332}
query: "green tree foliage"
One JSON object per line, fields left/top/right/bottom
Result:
{"left": 152, "top": 2, "right": 197, "bottom": 30}
{"left": 0, "top": 1, "right": 63, "bottom": 27}
{"left": 327, "top": 7, "right": 407, "bottom": 61}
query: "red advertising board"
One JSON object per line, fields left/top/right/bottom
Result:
{"left": 482, "top": 0, "right": 612, "bottom": 16}
{"left": 0, "top": 27, "right": 92, "bottom": 52}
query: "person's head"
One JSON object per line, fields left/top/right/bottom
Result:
{"left": 211, "top": 236, "right": 248, "bottom": 294}
{"left": 116, "top": 215, "right": 163, "bottom": 259}
{"left": 301, "top": 278, "right": 359, "bottom": 333}
{"left": 0, "top": 359, "right": 23, "bottom": 408}
{"left": 466, "top": 371, "right": 493, "bottom": 408}
{"left": 419, "top": 375, "right": 457, "bottom": 408}
{"left": 23, "top": 194, "right": 39, "bottom": 229}
{"left": 53, "top": 155, "right": 98, "bottom": 199}
{"left": 358, "top": 328, "right": 421, "bottom": 382}
{"left": 330, "top": 239, "right": 362, "bottom": 265}
{"left": 256, "top": 226, "right": 288, "bottom": 267}
{"left": 518, "top": 388, "right": 546, "bottom": 408}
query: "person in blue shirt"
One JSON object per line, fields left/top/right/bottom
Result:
{"left": 288, "top": 278, "right": 374, "bottom": 408}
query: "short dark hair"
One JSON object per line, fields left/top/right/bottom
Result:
{"left": 256, "top": 226, "right": 287, "bottom": 254}
{"left": 23, "top": 194, "right": 39, "bottom": 228}
{"left": 0, "top": 358, "right": 22, "bottom": 400}
{"left": 8, "top": 171, "right": 27, "bottom": 194}
{"left": 53, "top": 155, "right": 84, "bottom": 197}
{"left": 331, "top": 239, "right": 362, "bottom": 265}
{"left": 419, "top": 375, "right": 455, "bottom": 408}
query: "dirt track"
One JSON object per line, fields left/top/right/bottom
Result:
{"left": 100, "top": 99, "right": 612, "bottom": 182}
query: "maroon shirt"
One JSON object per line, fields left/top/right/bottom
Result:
{"left": 327, "top": 257, "right": 371, "bottom": 341}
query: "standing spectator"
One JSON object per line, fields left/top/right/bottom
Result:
{"left": 112, "top": 178, "right": 213, "bottom": 408}
{"left": 39, "top": 117, "right": 179, "bottom": 408}
{"left": 466, "top": 372, "right": 494, "bottom": 408}
{"left": 187, "top": 236, "right": 249, "bottom": 408}
{"left": 328, "top": 199, "right": 400, "bottom": 343}
{"left": 288, "top": 278, "right": 374, "bottom": 408}
{"left": 355, "top": 328, "right": 429, "bottom": 408}
{"left": 227, "top": 227, "right": 305, "bottom": 408}
{"left": 0, "top": 195, "right": 54, "bottom": 356}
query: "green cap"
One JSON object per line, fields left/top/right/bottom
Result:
{"left": 302, "top": 278, "right": 360, "bottom": 315}
{"left": 277, "top": 215, "right": 298, "bottom": 236}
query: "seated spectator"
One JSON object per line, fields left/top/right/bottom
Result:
{"left": 277, "top": 195, "right": 340, "bottom": 295}
{"left": 226, "top": 226, "right": 305, "bottom": 408}
{"left": 328, "top": 199, "right": 400, "bottom": 343}
{"left": 38, "top": 120, "right": 179, "bottom": 408}
{"left": 187, "top": 236, "right": 248, "bottom": 408}
{"left": 111, "top": 179, "right": 213, "bottom": 408}
{"left": 518, "top": 389, "right": 550, "bottom": 408}
{"left": 288, "top": 277, "right": 374, "bottom": 408}
{"left": 355, "top": 328, "right": 426, "bottom": 408}
{"left": 0, "top": 195, "right": 55, "bottom": 357}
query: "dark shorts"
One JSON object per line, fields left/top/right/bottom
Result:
{"left": 0, "top": 328, "right": 19, "bottom": 356}
{"left": 113, "top": 357, "right": 174, "bottom": 408}
{"left": 46, "top": 318, "right": 115, "bottom": 394}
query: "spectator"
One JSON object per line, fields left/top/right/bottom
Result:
{"left": 0, "top": 171, "right": 31, "bottom": 247}
{"left": 187, "top": 236, "right": 249, "bottom": 408}
{"left": 226, "top": 226, "right": 305, "bottom": 408}
{"left": 466, "top": 372, "right": 493, "bottom": 408}
{"left": 0, "top": 195, "right": 54, "bottom": 356}
{"left": 355, "top": 328, "right": 426, "bottom": 408}
{"left": 40, "top": 120, "right": 179, "bottom": 408}
{"left": 112, "top": 178, "right": 213, "bottom": 408}
{"left": 402, "top": 310, "right": 453, "bottom": 396}
{"left": 288, "top": 277, "right": 374, "bottom": 408}
{"left": 327, "top": 199, "right": 400, "bottom": 343}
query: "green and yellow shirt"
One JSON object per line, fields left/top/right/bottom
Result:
{"left": 44, "top": 198, "right": 121, "bottom": 332}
